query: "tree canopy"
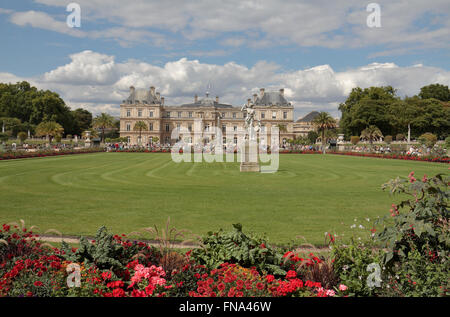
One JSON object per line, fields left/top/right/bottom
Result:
{"left": 0, "top": 81, "right": 92, "bottom": 137}
{"left": 339, "top": 84, "right": 450, "bottom": 139}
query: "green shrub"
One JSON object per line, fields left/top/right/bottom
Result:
{"left": 418, "top": 133, "right": 437, "bottom": 148}
{"left": 350, "top": 136, "right": 359, "bottom": 145}
{"left": 396, "top": 133, "right": 405, "bottom": 141}
{"left": 190, "top": 224, "right": 285, "bottom": 276}
{"left": 17, "top": 132, "right": 27, "bottom": 144}
{"left": 332, "top": 241, "right": 384, "bottom": 297}
{"left": 384, "top": 135, "right": 392, "bottom": 144}
{"left": 445, "top": 136, "right": 450, "bottom": 149}
{"left": 60, "top": 226, "right": 159, "bottom": 272}
{"left": 375, "top": 172, "right": 449, "bottom": 296}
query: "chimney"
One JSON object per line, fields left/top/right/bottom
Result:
{"left": 260, "top": 88, "right": 265, "bottom": 98}
{"left": 150, "top": 86, "right": 155, "bottom": 96}
{"left": 216, "top": 96, "right": 219, "bottom": 103}
{"left": 279, "top": 88, "right": 284, "bottom": 97}
{"left": 247, "top": 98, "right": 251, "bottom": 105}
{"left": 130, "top": 86, "right": 135, "bottom": 94}
{"left": 253, "top": 93, "right": 258, "bottom": 102}
{"left": 161, "top": 97, "right": 165, "bottom": 105}
{"left": 156, "top": 92, "right": 160, "bottom": 101}
{"left": 194, "top": 94, "right": 198, "bottom": 102}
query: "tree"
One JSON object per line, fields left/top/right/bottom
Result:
{"left": 133, "top": 121, "right": 148, "bottom": 145}
{"left": 93, "top": 113, "right": 114, "bottom": 143}
{"left": 306, "top": 130, "right": 319, "bottom": 145}
{"left": 418, "top": 133, "right": 437, "bottom": 148}
{"left": 17, "top": 131, "right": 27, "bottom": 144}
{"left": 418, "top": 84, "right": 450, "bottom": 101}
{"left": 276, "top": 124, "right": 287, "bottom": 147}
{"left": 389, "top": 100, "right": 417, "bottom": 144}
{"left": 350, "top": 136, "right": 360, "bottom": 145}
{"left": 360, "top": 125, "right": 383, "bottom": 144}
{"left": 338, "top": 86, "right": 398, "bottom": 137}
{"left": 312, "top": 112, "right": 336, "bottom": 154}
{"left": 71, "top": 108, "right": 93, "bottom": 136}
{"left": 35, "top": 121, "right": 64, "bottom": 143}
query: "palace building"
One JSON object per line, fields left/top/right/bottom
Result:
{"left": 119, "top": 86, "right": 320, "bottom": 145}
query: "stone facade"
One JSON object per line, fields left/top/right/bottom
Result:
{"left": 120, "top": 86, "right": 317, "bottom": 146}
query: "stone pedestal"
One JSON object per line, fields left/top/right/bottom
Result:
{"left": 240, "top": 140, "right": 260, "bottom": 172}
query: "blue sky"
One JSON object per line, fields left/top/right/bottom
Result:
{"left": 0, "top": 0, "right": 449, "bottom": 118}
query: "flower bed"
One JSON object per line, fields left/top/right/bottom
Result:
{"left": 0, "top": 172, "right": 447, "bottom": 297}
{"left": 0, "top": 148, "right": 105, "bottom": 161}
{"left": 329, "top": 151, "right": 449, "bottom": 163}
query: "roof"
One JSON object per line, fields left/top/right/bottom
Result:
{"left": 125, "top": 88, "right": 160, "bottom": 104}
{"left": 296, "top": 111, "right": 320, "bottom": 123}
{"left": 255, "top": 91, "right": 290, "bottom": 107}
{"left": 180, "top": 94, "right": 233, "bottom": 108}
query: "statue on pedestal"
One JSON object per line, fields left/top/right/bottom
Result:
{"left": 240, "top": 101, "right": 260, "bottom": 172}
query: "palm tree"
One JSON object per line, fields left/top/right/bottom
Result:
{"left": 133, "top": 121, "right": 148, "bottom": 145}
{"left": 276, "top": 124, "right": 288, "bottom": 147}
{"left": 312, "top": 112, "right": 336, "bottom": 154}
{"left": 35, "top": 121, "right": 64, "bottom": 143}
{"left": 93, "top": 113, "right": 114, "bottom": 143}
{"left": 360, "top": 125, "right": 383, "bottom": 145}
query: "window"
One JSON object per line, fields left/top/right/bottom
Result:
{"left": 272, "top": 111, "right": 277, "bottom": 119}
{"left": 166, "top": 112, "right": 170, "bottom": 118}
{"left": 221, "top": 112, "right": 225, "bottom": 118}
{"left": 233, "top": 126, "right": 237, "bottom": 132}
{"left": 165, "top": 124, "right": 170, "bottom": 132}
{"left": 126, "top": 109, "right": 131, "bottom": 117}
{"left": 149, "top": 111, "right": 153, "bottom": 118}
{"left": 283, "top": 112, "right": 287, "bottom": 119}
{"left": 223, "top": 137, "right": 226, "bottom": 144}
{"left": 233, "top": 137, "right": 237, "bottom": 144}
{"left": 149, "top": 123, "right": 153, "bottom": 131}
{"left": 204, "top": 124, "right": 210, "bottom": 132}
{"left": 232, "top": 112, "right": 236, "bottom": 119}
{"left": 188, "top": 112, "right": 192, "bottom": 118}
{"left": 138, "top": 109, "right": 142, "bottom": 117}
{"left": 178, "top": 111, "right": 182, "bottom": 118}
{"left": 222, "top": 125, "right": 226, "bottom": 133}
{"left": 127, "top": 136, "right": 131, "bottom": 143}
{"left": 261, "top": 112, "right": 265, "bottom": 119}
{"left": 188, "top": 124, "right": 192, "bottom": 132}
{"left": 261, "top": 125, "right": 265, "bottom": 132}
{"left": 126, "top": 123, "right": 131, "bottom": 131}
{"left": 177, "top": 123, "right": 181, "bottom": 131}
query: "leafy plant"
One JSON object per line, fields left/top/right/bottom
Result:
{"left": 60, "top": 226, "right": 157, "bottom": 272}
{"left": 331, "top": 241, "right": 383, "bottom": 297}
{"left": 375, "top": 172, "right": 449, "bottom": 296}
{"left": 191, "top": 224, "right": 285, "bottom": 276}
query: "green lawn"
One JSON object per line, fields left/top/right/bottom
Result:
{"left": 0, "top": 153, "right": 447, "bottom": 245}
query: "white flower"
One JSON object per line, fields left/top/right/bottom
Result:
{"left": 350, "top": 224, "right": 356, "bottom": 229}
{"left": 359, "top": 225, "right": 365, "bottom": 229}
{"left": 366, "top": 218, "right": 370, "bottom": 222}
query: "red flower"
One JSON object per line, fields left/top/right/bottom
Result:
{"left": 286, "top": 270, "right": 296, "bottom": 279}
{"left": 266, "top": 274, "right": 275, "bottom": 283}
{"left": 112, "top": 288, "right": 125, "bottom": 297}
{"left": 256, "top": 282, "right": 264, "bottom": 290}
{"left": 101, "top": 271, "right": 112, "bottom": 280}
{"left": 34, "top": 281, "right": 43, "bottom": 287}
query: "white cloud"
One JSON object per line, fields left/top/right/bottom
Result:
{"left": 4, "top": 50, "right": 446, "bottom": 118}
{"left": 9, "top": 10, "right": 86, "bottom": 37}
{"left": 25, "top": 0, "right": 449, "bottom": 53}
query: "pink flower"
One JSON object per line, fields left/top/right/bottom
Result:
{"left": 339, "top": 284, "right": 348, "bottom": 291}
{"left": 326, "top": 289, "right": 336, "bottom": 297}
